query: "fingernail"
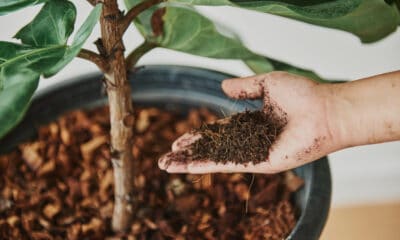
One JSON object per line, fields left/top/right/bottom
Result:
{"left": 221, "top": 79, "right": 231, "bottom": 91}
{"left": 158, "top": 153, "right": 170, "bottom": 170}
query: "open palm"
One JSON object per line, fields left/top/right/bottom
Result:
{"left": 159, "top": 72, "right": 338, "bottom": 174}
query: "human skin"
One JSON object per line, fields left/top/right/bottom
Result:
{"left": 158, "top": 70, "right": 400, "bottom": 174}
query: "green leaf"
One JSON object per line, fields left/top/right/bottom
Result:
{"left": 124, "top": 0, "right": 159, "bottom": 37}
{"left": 0, "top": 41, "right": 65, "bottom": 99}
{"left": 123, "top": 5, "right": 262, "bottom": 60}
{"left": 45, "top": 3, "right": 103, "bottom": 77}
{"left": 0, "top": 42, "right": 66, "bottom": 73}
{"left": 125, "top": 3, "right": 334, "bottom": 81}
{"left": 171, "top": 0, "right": 360, "bottom": 18}
{"left": 14, "top": 0, "right": 76, "bottom": 46}
{"left": 244, "top": 56, "right": 274, "bottom": 74}
{"left": 123, "top": 2, "right": 270, "bottom": 63}
{"left": 124, "top": 3, "right": 335, "bottom": 83}
{"left": 169, "top": 0, "right": 400, "bottom": 43}
{"left": 160, "top": 6, "right": 260, "bottom": 59}
{"left": 268, "top": 58, "right": 333, "bottom": 83}
{"left": 0, "top": 70, "right": 39, "bottom": 138}
{"left": 245, "top": 57, "right": 336, "bottom": 83}
{"left": 0, "top": 0, "right": 46, "bottom": 15}
{"left": 0, "top": 41, "right": 66, "bottom": 138}
{"left": 0, "top": 2, "right": 101, "bottom": 138}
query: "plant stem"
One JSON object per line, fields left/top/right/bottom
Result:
{"left": 125, "top": 41, "right": 156, "bottom": 69}
{"left": 77, "top": 49, "right": 109, "bottom": 72}
{"left": 100, "top": 0, "right": 136, "bottom": 232}
{"left": 119, "top": 0, "right": 163, "bottom": 34}
{"left": 395, "top": 0, "right": 400, "bottom": 13}
{"left": 86, "top": 0, "right": 96, "bottom": 6}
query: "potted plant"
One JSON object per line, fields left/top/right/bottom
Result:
{"left": 0, "top": 0, "right": 398, "bottom": 239}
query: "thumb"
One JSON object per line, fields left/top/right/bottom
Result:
{"left": 221, "top": 75, "right": 265, "bottom": 99}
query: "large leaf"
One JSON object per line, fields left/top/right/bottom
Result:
{"left": 171, "top": 0, "right": 359, "bottom": 18}
{"left": 124, "top": 3, "right": 332, "bottom": 82}
{"left": 0, "top": 70, "right": 39, "bottom": 138}
{"left": 245, "top": 57, "right": 335, "bottom": 83}
{"left": 160, "top": 6, "right": 261, "bottom": 59}
{"left": 0, "top": 0, "right": 46, "bottom": 15}
{"left": 124, "top": 0, "right": 159, "bottom": 37}
{"left": 0, "top": 41, "right": 66, "bottom": 91}
{"left": 0, "top": 1, "right": 102, "bottom": 138}
{"left": 0, "top": 42, "right": 66, "bottom": 73}
{"left": 0, "top": 41, "right": 66, "bottom": 138}
{"left": 127, "top": 3, "right": 335, "bottom": 84}
{"left": 45, "top": 3, "right": 103, "bottom": 76}
{"left": 124, "top": 1, "right": 273, "bottom": 65}
{"left": 169, "top": 0, "right": 400, "bottom": 43}
{"left": 123, "top": 4, "right": 266, "bottom": 62}
{"left": 14, "top": 0, "right": 76, "bottom": 46}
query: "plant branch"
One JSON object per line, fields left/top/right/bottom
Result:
{"left": 120, "top": 0, "right": 163, "bottom": 34}
{"left": 86, "top": 0, "right": 96, "bottom": 6}
{"left": 395, "top": 0, "right": 400, "bottom": 13}
{"left": 78, "top": 49, "right": 109, "bottom": 72}
{"left": 125, "top": 41, "right": 156, "bottom": 69}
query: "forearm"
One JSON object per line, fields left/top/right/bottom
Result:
{"left": 325, "top": 71, "right": 400, "bottom": 148}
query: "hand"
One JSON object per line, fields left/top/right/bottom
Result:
{"left": 158, "top": 71, "right": 340, "bottom": 174}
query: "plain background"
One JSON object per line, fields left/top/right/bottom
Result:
{"left": 1, "top": 1, "right": 399, "bottom": 207}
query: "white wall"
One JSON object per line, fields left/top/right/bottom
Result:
{"left": 1, "top": 1, "right": 399, "bottom": 206}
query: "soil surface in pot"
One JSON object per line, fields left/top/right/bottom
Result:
{"left": 0, "top": 106, "right": 303, "bottom": 239}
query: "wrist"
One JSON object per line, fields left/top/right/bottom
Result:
{"left": 318, "top": 82, "right": 355, "bottom": 150}
{"left": 321, "top": 74, "right": 400, "bottom": 149}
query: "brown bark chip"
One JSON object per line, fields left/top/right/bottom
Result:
{"left": 0, "top": 106, "right": 301, "bottom": 239}
{"left": 191, "top": 110, "right": 287, "bottom": 165}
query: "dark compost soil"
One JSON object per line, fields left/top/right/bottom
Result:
{"left": 0, "top": 106, "right": 303, "bottom": 239}
{"left": 191, "top": 110, "right": 286, "bottom": 165}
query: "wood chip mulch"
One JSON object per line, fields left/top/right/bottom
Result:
{"left": 0, "top": 106, "right": 304, "bottom": 239}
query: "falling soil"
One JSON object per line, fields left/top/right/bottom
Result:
{"left": 191, "top": 110, "right": 287, "bottom": 165}
{"left": 0, "top": 106, "right": 302, "bottom": 239}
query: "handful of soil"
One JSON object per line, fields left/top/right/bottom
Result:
{"left": 191, "top": 109, "right": 287, "bottom": 165}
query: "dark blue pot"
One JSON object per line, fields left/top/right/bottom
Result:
{"left": 0, "top": 65, "right": 331, "bottom": 239}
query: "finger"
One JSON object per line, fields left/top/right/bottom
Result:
{"left": 158, "top": 152, "right": 173, "bottom": 170}
{"left": 221, "top": 75, "right": 265, "bottom": 99}
{"left": 164, "top": 162, "right": 188, "bottom": 173}
{"left": 188, "top": 161, "right": 244, "bottom": 174}
{"left": 158, "top": 150, "right": 191, "bottom": 172}
{"left": 172, "top": 133, "right": 201, "bottom": 152}
{"left": 187, "top": 160, "right": 278, "bottom": 174}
